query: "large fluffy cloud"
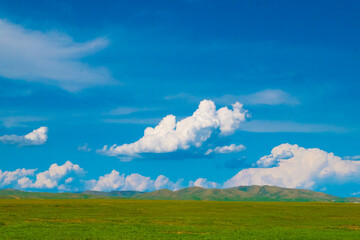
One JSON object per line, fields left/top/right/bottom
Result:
{"left": 0, "top": 168, "right": 37, "bottom": 187}
{"left": 0, "top": 127, "right": 48, "bottom": 146}
{"left": 87, "top": 171, "right": 183, "bottom": 192}
{"left": 224, "top": 144, "right": 360, "bottom": 190}
{"left": 30, "top": 161, "right": 84, "bottom": 189}
{"left": 98, "top": 100, "right": 247, "bottom": 157}
{"left": 0, "top": 19, "right": 113, "bottom": 91}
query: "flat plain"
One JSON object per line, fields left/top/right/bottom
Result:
{"left": 0, "top": 199, "right": 359, "bottom": 239}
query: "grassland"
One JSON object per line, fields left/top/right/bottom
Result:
{"left": 0, "top": 199, "right": 359, "bottom": 239}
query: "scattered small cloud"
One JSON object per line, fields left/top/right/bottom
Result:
{"left": 165, "top": 89, "right": 299, "bottom": 106}
{"left": 77, "top": 143, "right": 91, "bottom": 152}
{"left": 239, "top": 120, "right": 348, "bottom": 133}
{"left": 0, "top": 126, "right": 48, "bottom": 146}
{"left": 205, "top": 144, "right": 245, "bottom": 155}
{"left": 87, "top": 170, "right": 183, "bottom": 192}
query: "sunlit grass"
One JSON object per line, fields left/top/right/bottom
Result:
{"left": 0, "top": 200, "right": 359, "bottom": 239}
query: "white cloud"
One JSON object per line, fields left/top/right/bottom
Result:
{"left": 0, "top": 168, "right": 37, "bottom": 187}
{"left": 256, "top": 150, "right": 294, "bottom": 168}
{"left": 205, "top": 144, "right": 245, "bottom": 155}
{"left": 88, "top": 171, "right": 182, "bottom": 192}
{"left": 189, "top": 178, "right": 220, "bottom": 189}
{"left": 98, "top": 100, "right": 247, "bottom": 157}
{"left": 0, "top": 126, "right": 48, "bottom": 146}
{"left": 215, "top": 89, "right": 299, "bottom": 106}
{"left": 238, "top": 120, "right": 347, "bottom": 133}
{"left": 166, "top": 89, "right": 299, "bottom": 106}
{"left": 77, "top": 143, "right": 91, "bottom": 152}
{"left": 224, "top": 144, "right": 360, "bottom": 190}
{"left": 0, "top": 161, "right": 83, "bottom": 190}
{"left": 0, "top": 19, "right": 114, "bottom": 91}
{"left": 31, "top": 161, "right": 84, "bottom": 189}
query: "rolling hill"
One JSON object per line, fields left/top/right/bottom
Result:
{"left": 1, "top": 186, "right": 359, "bottom": 202}
{"left": 132, "top": 186, "right": 346, "bottom": 202}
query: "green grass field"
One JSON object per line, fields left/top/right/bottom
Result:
{"left": 0, "top": 200, "right": 359, "bottom": 239}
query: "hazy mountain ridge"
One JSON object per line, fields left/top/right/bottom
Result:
{"left": 0, "top": 186, "right": 359, "bottom": 202}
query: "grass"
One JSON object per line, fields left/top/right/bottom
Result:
{"left": 0, "top": 200, "right": 359, "bottom": 239}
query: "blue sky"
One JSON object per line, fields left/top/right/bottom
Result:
{"left": 0, "top": 0, "right": 359, "bottom": 196}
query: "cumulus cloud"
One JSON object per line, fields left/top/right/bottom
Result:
{"left": 88, "top": 171, "right": 182, "bottom": 192}
{"left": 189, "top": 178, "right": 220, "bottom": 189}
{"left": 205, "top": 144, "right": 245, "bottom": 155}
{"left": 224, "top": 144, "right": 360, "bottom": 190}
{"left": 0, "top": 126, "right": 48, "bottom": 146}
{"left": 0, "top": 19, "right": 113, "bottom": 91}
{"left": 0, "top": 161, "right": 83, "bottom": 190}
{"left": 98, "top": 100, "right": 247, "bottom": 157}
{"left": 31, "top": 161, "right": 84, "bottom": 189}
{"left": 0, "top": 168, "right": 37, "bottom": 187}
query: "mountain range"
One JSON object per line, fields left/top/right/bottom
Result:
{"left": 0, "top": 186, "right": 359, "bottom": 202}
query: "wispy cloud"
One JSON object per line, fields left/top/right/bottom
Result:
{"left": 239, "top": 120, "right": 348, "bottom": 133}
{"left": 165, "top": 89, "right": 299, "bottom": 106}
{"left": 214, "top": 89, "right": 300, "bottom": 106}
{"left": 205, "top": 144, "right": 246, "bottom": 155}
{"left": 0, "top": 19, "right": 114, "bottom": 91}
{"left": 0, "top": 116, "right": 46, "bottom": 128}
{"left": 103, "top": 118, "right": 163, "bottom": 125}
{"left": 77, "top": 143, "right": 91, "bottom": 152}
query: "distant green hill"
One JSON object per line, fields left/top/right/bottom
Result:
{"left": 133, "top": 186, "right": 351, "bottom": 202}
{"left": 81, "top": 190, "right": 142, "bottom": 198}
{"left": 0, "top": 189, "right": 114, "bottom": 199}
{"left": 1, "top": 186, "right": 359, "bottom": 202}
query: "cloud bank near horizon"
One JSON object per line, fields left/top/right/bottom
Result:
{"left": 1, "top": 144, "right": 360, "bottom": 196}
{"left": 224, "top": 144, "right": 360, "bottom": 191}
